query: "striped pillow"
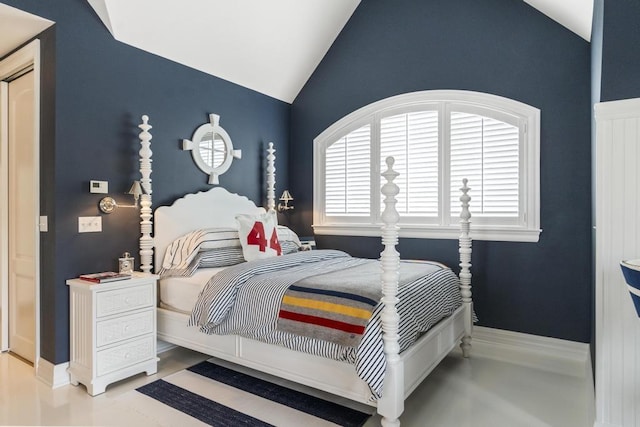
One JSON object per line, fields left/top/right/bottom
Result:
{"left": 196, "top": 247, "right": 245, "bottom": 268}
{"left": 277, "top": 225, "right": 302, "bottom": 254}
{"left": 160, "top": 247, "right": 246, "bottom": 277}
{"left": 159, "top": 228, "right": 242, "bottom": 277}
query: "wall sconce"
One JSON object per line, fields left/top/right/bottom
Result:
{"left": 99, "top": 180, "right": 145, "bottom": 214}
{"left": 277, "top": 190, "right": 294, "bottom": 212}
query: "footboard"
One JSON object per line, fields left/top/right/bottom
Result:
{"left": 157, "top": 304, "right": 467, "bottom": 407}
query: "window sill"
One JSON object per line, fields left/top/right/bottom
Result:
{"left": 312, "top": 223, "right": 541, "bottom": 243}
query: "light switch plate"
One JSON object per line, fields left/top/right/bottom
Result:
{"left": 78, "top": 216, "right": 102, "bottom": 233}
{"left": 39, "top": 216, "right": 48, "bottom": 232}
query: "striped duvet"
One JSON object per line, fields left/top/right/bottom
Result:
{"left": 188, "top": 250, "right": 462, "bottom": 399}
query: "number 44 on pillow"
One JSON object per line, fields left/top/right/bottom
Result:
{"left": 247, "top": 221, "right": 281, "bottom": 255}
{"left": 236, "top": 211, "right": 283, "bottom": 261}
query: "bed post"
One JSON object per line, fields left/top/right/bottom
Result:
{"left": 459, "top": 178, "right": 472, "bottom": 357}
{"left": 139, "top": 115, "right": 153, "bottom": 273}
{"left": 266, "top": 142, "right": 276, "bottom": 211}
{"left": 378, "top": 157, "right": 403, "bottom": 427}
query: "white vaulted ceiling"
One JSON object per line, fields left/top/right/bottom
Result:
{"left": 524, "top": 0, "right": 594, "bottom": 41}
{"left": 87, "top": 0, "right": 361, "bottom": 103}
{"left": 0, "top": 1, "right": 594, "bottom": 103}
{"left": 86, "top": 0, "right": 593, "bottom": 103}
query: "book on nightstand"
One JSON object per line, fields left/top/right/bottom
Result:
{"left": 78, "top": 272, "right": 132, "bottom": 283}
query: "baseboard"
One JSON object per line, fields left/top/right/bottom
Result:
{"left": 36, "top": 357, "right": 70, "bottom": 389}
{"left": 454, "top": 326, "right": 591, "bottom": 378}
{"left": 586, "top": 350, "right": 596, "bottom": 426}
{"left": 157, "top": 339, "right": 177, "bottom": 354}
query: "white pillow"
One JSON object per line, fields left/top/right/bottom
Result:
{"left": 235, "top": 210, "right": 282, "bottom": 261}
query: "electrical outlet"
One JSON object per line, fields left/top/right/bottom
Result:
{"left": 78, "top": 216, "right": 102, "bottom": 233}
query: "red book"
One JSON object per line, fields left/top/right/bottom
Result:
{"left": 79, "top": 272, "right": 132, "bottom": 283}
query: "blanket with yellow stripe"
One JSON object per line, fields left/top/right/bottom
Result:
{"left": 277, "top": 259, "right": 440, "bottom": 348}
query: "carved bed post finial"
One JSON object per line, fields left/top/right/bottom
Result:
{"left": 266, "top": 142, "right": 276, "bottom": 211}
{"left": 459, "top": 178, "right": 473, "bottom": 357}
{"left": 139, "top": 115, "right": 153, "bottom": 273}
{"left": 378, "top": 156, "right": 403, "bottom": 427}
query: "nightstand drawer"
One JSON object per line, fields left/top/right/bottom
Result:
{"left": 96, "top": 309, "right": 154, "bottom": 348}
{"left": 96, "top": 335, "right": 155, "bottom": 376}
{"left": 96, "top": 285, "right": 154, "bottom": 318}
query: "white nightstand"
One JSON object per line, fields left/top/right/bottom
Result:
{"left": 66, "top": 272, "right": 159, "bottom": 396}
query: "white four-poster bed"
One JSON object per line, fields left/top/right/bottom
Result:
{"left": 134, "top": 115, "right": 473, "bottom": 426}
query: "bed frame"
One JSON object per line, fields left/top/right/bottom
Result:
{"left": 134, "top": 116, "right": 473, "bottom": 426}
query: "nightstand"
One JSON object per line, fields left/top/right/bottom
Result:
{"left": 66, "top": 272, "right": 159, "bottom": 395}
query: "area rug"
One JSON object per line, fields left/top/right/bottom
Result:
{"left": 120, "top": 360, "right": 373, "bottom": 427}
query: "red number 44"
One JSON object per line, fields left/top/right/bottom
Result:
{"left": 247, "top": 221, "right": 282, "bottom": 255}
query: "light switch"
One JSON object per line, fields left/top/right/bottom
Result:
{"left": 78, "top": 216, "right": 102, "bottom": 233}
{"left": 39, "top": 216, "right": 48, "bottom": 232}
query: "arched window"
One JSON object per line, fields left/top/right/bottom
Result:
{"left": 313, "top": 90, "right": 541, "bottom": 242}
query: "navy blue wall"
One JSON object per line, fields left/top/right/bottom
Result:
{"left": 600, "top": 0, "right": 640, "bottom": 102}
{"left": 3, "top": 0, "right": 290, "bottom": 364}
{"left": 290, "top": 0, "right": 592, "bottom": 342}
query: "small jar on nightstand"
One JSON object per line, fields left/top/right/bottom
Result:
{"left": 66, "top": 272, "right": 159, "bottom": 396}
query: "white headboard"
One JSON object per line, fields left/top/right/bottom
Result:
{"left": 153, "top": 187, "right": 265, "bottom": 273}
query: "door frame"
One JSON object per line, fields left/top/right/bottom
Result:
{"left": 0, "top": 40, "right": 41, "bottom": 368}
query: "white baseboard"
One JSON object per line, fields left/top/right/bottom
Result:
{"left": 157, "top": 339, "right": 176, "bottom": 354}
{"left": 36, "top": 357, "right": 70, "bottom": 389}
{"left": 455, "top": 326, "right": 592, "bottom": 378}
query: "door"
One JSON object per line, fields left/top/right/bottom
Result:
{"left": 7, "top": 70, "right": 36, "bottom": 363}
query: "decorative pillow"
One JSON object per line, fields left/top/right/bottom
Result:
{"left": 276, "top": 225, "right": 302, "bottom": 254}
{"left": 159, "top": 228, "right": 241, "bottom": 277}
{"left": 159, "top": 247, "right": 246, "bottom": 278}
{"left": 236, "top": 210, "right": 282, "bottom": 261}
{"left": 196, "top": 247, "right": 245, "bottom": 268}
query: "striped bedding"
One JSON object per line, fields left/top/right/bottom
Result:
{"left": 188, "top": 250, "right": 462, "bottom": 399}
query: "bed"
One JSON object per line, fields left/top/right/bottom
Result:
{"left": 134, "top": 115, "right": 473, "bottom": 426}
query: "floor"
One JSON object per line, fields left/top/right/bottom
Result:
{"left": 0, "top": 347, "right": 593, "bottom": 427}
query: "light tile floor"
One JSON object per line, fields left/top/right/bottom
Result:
{"left": 0, "top": 348, "right": 593, "bottom": 426}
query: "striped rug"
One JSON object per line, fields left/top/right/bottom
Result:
{"left": 121, "top": 360, "right": 373, "bottom": 427}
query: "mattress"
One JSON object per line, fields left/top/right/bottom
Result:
{"left": 159, "top": 267, "right": 225, "bottom": 313}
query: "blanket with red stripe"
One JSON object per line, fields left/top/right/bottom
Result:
{"left": 276, "top": 259, "right": 438, "bottom": 348}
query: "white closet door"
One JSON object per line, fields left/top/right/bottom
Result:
{"left": 8, "top": 70, "right": 36, "bottom": 363}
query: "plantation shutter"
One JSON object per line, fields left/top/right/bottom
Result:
{"left": 450, "top": 112, "right": 519, "bottom": 217}
{"left": 380, "top": 111, "right": 439, "bottom": 216}
{"left": 325, "top": 124, "right": 371, "bottom": 215}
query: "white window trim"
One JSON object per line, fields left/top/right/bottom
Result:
{"left": 313, "top": 90, "right": 541, "bottom": 242}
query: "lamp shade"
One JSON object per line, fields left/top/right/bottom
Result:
{"left": 279, "top": 190, "right": 293, "bottom": 202}
{"left": 127, "top": 180, "right": 143, "bottom": 199}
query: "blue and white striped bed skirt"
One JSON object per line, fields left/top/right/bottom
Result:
{"left": 620, "top": 259, "right": 640, "bottom": 317}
